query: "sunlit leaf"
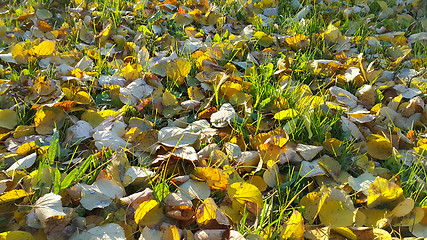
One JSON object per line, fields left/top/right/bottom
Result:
{"left": 166, "top": 58, "right": 191, "bottom": 85}
{"left": 227, "top": 182, "right": 263, "bottom": 215}
{"left": 367, "top": 177, "right": 404, "bottom": 209}
{"left": 134, "top": 200, "right": 163, "bottom": 226}
{"left": 367, "top": 134, "right": 393, "bottom": 160}
{"left": 33, "top": 40, "right": 55, "bottom": 58}
{"left": 34, "top": 106, "right": 66, "bottom": 135}
{"left": 274, "top": 109, "right": 299, "bottom": 121}
{"left": 281, "top": 210, "right": 305, "bottom": 240}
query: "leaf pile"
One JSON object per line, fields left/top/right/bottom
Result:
{"left": 0, "top": 0, "right": 426, "bottom": 239}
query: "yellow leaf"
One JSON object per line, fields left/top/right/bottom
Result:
{"left": 227, "top": 182, "right": 263, "bottom": 215}
{"left": 33, "top": 40, "right": 55, "bottom": 58}
{"left": 16, "top": 141, "right": 38, "bottom": 155}
{"left": 271, "top": 96, "right": 289, "bottom": 111}
{"left": 34, "top": 106, "right": 65, "bottom": 135}
{"left": 323, "top": 138, "right": 344, "bottom": 156}
{"left": 0, "top": 109, "right": 17, "bottom": 129}
{"left": 274, "top": 109, "right": 299, "bottom": 121}
{"left": 81, "top": 110, "right": 105, "bottom": 128}
{"left": 367, "top": 177, "right": 404, "bottom": 209}
{"left": 253, "top": 31, "right": 274, "bottom": 47}
{"left": 299, "top": 191, "right": 329, "bottom": 223}
{"left": 281, "top": 210, "right": 304, "bottom": 240}
{"left": 71, "top": 68, "right": 84, "bottom": 79}
{"left": 318, "top": 156, "right": 341, "bottom": 180}
{"left": 367, "top": 134, "right": 392, "bottom": 160}
{"left": 297, "top": 96, "right": 324, "bottom": 110}
{"left": 134, "top": 129, "right": 158, "bottom": 151}
{"left": 196, "top": 198, "right": 229, "bottom": 227}
{"left": 373, "top": 228, "right": 392, "bottom": 240}
{"left": 258, "top": 142, "right": 282, "bottom": 162}
{"left": 0, "top": 189, "right": 31, "bottom": 204}
{"left": 162, "top": 90, "right": 178, "bottom": 106}
{"left": 0, "top": 231, "right": 35, "bottom": 240}
{"left": 318, "top": 200, "right": 354, "bottom": 228}
{"left": 220, "top": 82, "right": 243, "bottom": 100}
{"left": 33, "top": 76, "right": 57, "bottom": 96}
{"left": 357, "top": 208, "right": 389, "bottom": 228}
{"left": 323, "top": 23, "right": 342, "bottom": 43}
{"left": 134, "top": 200, "right": 163, "bottom": 226}
{"left": 163, "top": 225, "right": 180, "bottom": 240}
{"left": 333, "top": 228, "right": 356, "bottom": 240}
{"left": 192, "top": 167, "right": 229, "bottom": 190}
{"left": 285, "top": 34, "right": 310, "bottom": 50}
{"left": 220, "top": 205, "right": 242, "bottom": 224}
{"left": 392, "top": 206, "right": 424, "bottom": 226}
{"left": 263, "top": 160, "right": 279, "bottom": 188}
{"left": 246, "top": 175, "right": 267, "bottom": 192}
{"left": 166, "top": 58, "right": 191, "bottom": 85}
{"left": 391, "top": 198, "right": 414, "bottom": 217}
{"left": 11, "top": 44, "right": 29, "bottom": 64}
{"left": 73, "top": 91, "right": 92, "bottom": 104}
{"left": 121, "top": 64, "right": 143, "bottom": 81}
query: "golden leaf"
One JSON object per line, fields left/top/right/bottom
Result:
{"left": 281, "top": 210, "right": 305, "bottom": 240}
{"left": 33, "top": 40, "right": 55, "bottom": 58}
{"left": 196, "top": 198, "right": 229, "bottom": 227}
{"left": 134, "top": 200, "right": 163, "bottom": 226}
{"left": 299, "top": 191, "right": 329, "bottom": 223}
{"left": 367, "top": 177, "right": 404, "bottom": 209}
{"left": 166, "top": 58, "right": 191, "bottom": 85}
{"left": 285, "top": 34, "right": 310, "bottom": 50}
{"left": 11, "top": 44, "right": 29, "bottom": 64}
{"left": 367, "top": 134, "right": 393, "bottom": 160}
{"left": 192, "top": 167, "right": 229, "bottom": 190}
{"left": 34, "top": 106, "right": 66, "bottom": 135}
{"left": 227, "top": 182, "right": 263, "bottom": 215}
{"left": 318, "top": 200, "right": 354, "bottom": 228}
{"left": 0, "top": 231, "right": 35, "bottom": 240}
{"left": 163, "top": 225, "right": 180, "bottom": 240}
{"left": 0, "top": 190, "right": 31, "bottom": 204}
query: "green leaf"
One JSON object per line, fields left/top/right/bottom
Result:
{"left": 61, "top": 156, "right": 93, "bottom": 190}
{"left": 153, "top": 182, "right": 170, "bottom": 202}
{"left": 47, "top": 129, "right": 60, "bottom": 164}
{"left": 53, "top": 167, "right": 61, "bottom": 194}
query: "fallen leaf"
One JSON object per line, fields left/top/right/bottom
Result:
{"left": 227, "top": 182, "right": 263, "bottom": 215}
{"left": 79, "top": 178, "right": 124, "bottom": 210}
{"left": 192, "top": 167, "right": 229, "bottom": 190}
{"left": 367, "top": 177, "right": 404, "bottom": 209}
{"left": 34, "top": 107, "right": 66, "bottom": 135}
{"left": 69, "top": 223, "right": 126, "bottom": 240}
{"left": 367, "top": 134, "right": 393, "bottom": 160}
{"left": 0, "top": 109, "right": 17, "bottom": 129}
{"left": 135, "top": 199, "right": 163, "bottom": 226}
